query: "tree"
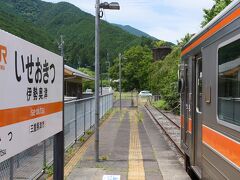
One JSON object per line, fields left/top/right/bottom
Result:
{"left": 149, "top": 33, "right": 194, "bottom": 111}
{"left": 152, "top": 40, "right": 168, "bottom": 48}
{"left": 109, "top": 45, "right": 152, "bottom": 91}
{"left": 78, "top": 67, "right": 95, "bottom": 91}
{"left": 149, "top": 47, "right": 181, "bottom": 109}
{"left": 177, "top": 33, "right": 194, "bottom": 48}
{"left": 201, "top": 0, "right": 231, "bottom": 27}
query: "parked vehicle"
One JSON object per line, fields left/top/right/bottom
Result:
{"left": 101, "top": 87, "right": 113, "bottom": 94}
{"left": 138, "top": 91, "right": 152, "bottom": 97}
{"left": 179, "top": 1, "right": 240, "bottom": 179}
{"left": 85, "top": 88, "right": 93, "bottom": 94}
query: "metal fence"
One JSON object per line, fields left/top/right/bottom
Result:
{"left": 113, "top": 92, "right": 139, "bottom": 108}
{"left": 0, "top": 93, "right": 113, "bottom": 180}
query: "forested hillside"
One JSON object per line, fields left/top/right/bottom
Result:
{"left": 0, "top": 10, "right": 56, "bottom": 52}
{"left": 0, "top": 0, "right": 150, "bottom": 69}
{"left": 112, "top": 24, "right": 157, "bottom": 40}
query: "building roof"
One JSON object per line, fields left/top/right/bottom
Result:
{"left": 152, "top": 46, "right": 172, "bottom": 50}
{"left": 64, "top": 65, "right": 94, "bottom": 81}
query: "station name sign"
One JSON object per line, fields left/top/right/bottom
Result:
{"left": 0, "top": 29, "right": 63, "bottom": 162}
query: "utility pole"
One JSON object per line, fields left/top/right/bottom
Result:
{"left": 107, "top": 52, "right": 110, "bottom": 87}
{"left": 119, "top": 53, "right": 122, "bottom": 111}
{"left": 58, "top": 35, "right": 64, "bottom": 60}
{"left": 100, "top": 62, "right": 103, "bottom": 95}
{"left": 53, "top": 35, "right": 65, "bottom": 180}
{"left": 95, "top": 0, "right": 120, "bottom": 163}
{"left": 95, "top": 0, "right": 100, "bottom": 162}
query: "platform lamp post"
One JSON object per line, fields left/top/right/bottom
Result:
{"left": 106, "top": 59, "right": 110, "bottom": 87}
{"left": 95, "top": 1, "right": 120, "bottom": 162}
{"left": 119, "top": 53, "right": 122, "bottom": 112}
{"left": 118, "top": 54, "right": 127, "bottom": 112}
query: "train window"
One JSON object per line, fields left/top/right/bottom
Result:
{"left": 178, "top": 78, "right": 184, "bottom": 93}
{"left": 218, "top": 38, "right": 240, "bottom": 127}
{"left": 196, "top": 57, "right": 202, "bottom": 113}
{"left": 178, "top": 64, "right": 185, "bottom": 93}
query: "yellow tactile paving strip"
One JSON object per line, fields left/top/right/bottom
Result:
{"left": 128, "top": 110, "right": 145, "bottom": 180}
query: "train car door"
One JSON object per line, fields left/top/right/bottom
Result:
{"left": 183, "top": 60, "right": 189, "bottom": 146}
{"left": 191, "top": 55, "right": 202, "bottom": 178}
{"left": 182, "top": 58, "right": 192, "bottom": 151}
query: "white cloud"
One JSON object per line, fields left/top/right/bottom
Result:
{"left": 146, "top": 20, "right": 200, "bottom": 43}
{"left": 158, "top": 0, "right": 214, "bottom": 10}
{"left": 44, "top": 0, "right": 215, "bottom": 42}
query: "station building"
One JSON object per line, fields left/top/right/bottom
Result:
{"left": 64, "top": 65, "right": 94, "bottom": 100}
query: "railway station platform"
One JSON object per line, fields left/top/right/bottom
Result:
{"left": 62, "top": 104, "right": 190, "bottom": 180}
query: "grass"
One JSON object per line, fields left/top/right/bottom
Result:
{"left": 100, "top": 108, "right": 117, "bottom": 123}
{"left": 86, "top": 130, "right": 93, "bottom": 135}
{"left": 44, "top": 164, "right": 53, "bottom": 177}
{"left": 152, "top": 99, "right": 169, "bottom": 110}
{"left": 135, "top": 109, "right": 143, "bottom": 123}
{"left": 79, "top": 137, "right": 85, "bottom": 143}
{"left": 114, "top": 92, "right": 138, "bottom": 100}
{"left": 100, "top": 155, "right": 108, "bottom": 161}
{"left": 66, "top": 147, "right": 75, "bottom": 156}
{"left": 95, "top": 164, "right": 105, "bottom": 168}
{"left": 119, "top": 110, "right": 126, "bottom": 122}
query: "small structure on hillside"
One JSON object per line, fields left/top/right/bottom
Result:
{"left": 152, "top": 46, "right": 172, "bottom": 61}
{"left": 64, "top": 65, "right": 94, "bottom": 100}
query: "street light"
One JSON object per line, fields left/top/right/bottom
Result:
{"left": 118, "top": 54, "right": 127, "bottom": 112}
{"left": 95, "top": 0, "right": 120, "bottom": 162}
{"left": 106, "top": 54, "right": 110, "bottom": 87}
{"left": 100, "top": 2, "right": 120, "bottom": 10}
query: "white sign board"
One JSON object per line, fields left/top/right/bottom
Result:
{"left": 0, "top": 29, "right": 63, "bottom": 162}
{"left": 102, "top": 175, "right": 120, "bottom": 180}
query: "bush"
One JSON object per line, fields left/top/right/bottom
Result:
{"left": 149, "top": 47, "right": 180, "bottom": 110}
{"left": 153, "top": 100, "right": 169, "bottom": 110}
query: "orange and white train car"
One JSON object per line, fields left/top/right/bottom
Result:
{"left": 180, "top": 0, "right": 240, "bottom": 179}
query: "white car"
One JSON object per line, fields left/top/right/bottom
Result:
{"left": 138, "top": 91, "right": 152, "bottom": 97}
{"left": 85, "top": 89, "right": 93, "bottom": 94}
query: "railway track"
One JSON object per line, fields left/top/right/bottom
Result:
{"left": 154, "top": 106, "right": 180, "bottom": 129}
{"left": 144, "top": 104, "right": 184, "bottom": 156}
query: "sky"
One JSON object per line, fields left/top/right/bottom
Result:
{"left": 45, "top": 0, "right": 214, "bottom": 43}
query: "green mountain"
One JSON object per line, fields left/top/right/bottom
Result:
{"left": 0, "top": 0, "right": 151, "bottom": 70}
{"left": 0, "top": 10, "right": 56, "bottom": 52}
{"left": 112, "top": 24, "right": 158, "bottom": 40}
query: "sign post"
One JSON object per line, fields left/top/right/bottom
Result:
{"left": 0, "top": 29, "right": 64, "bottom": 178}
{"left": 53, "top": 41, "right": 65, "bottom": 180}
{"left": 53, "top": 129, "right": 64, "bottom": 180}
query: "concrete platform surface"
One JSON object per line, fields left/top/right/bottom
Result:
{"left": 67, "top": 107, "right": 190, "bottom": 180}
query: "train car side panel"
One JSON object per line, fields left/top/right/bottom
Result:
{"left": 201, "top": 25, "right": 240, "bottom": 179}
